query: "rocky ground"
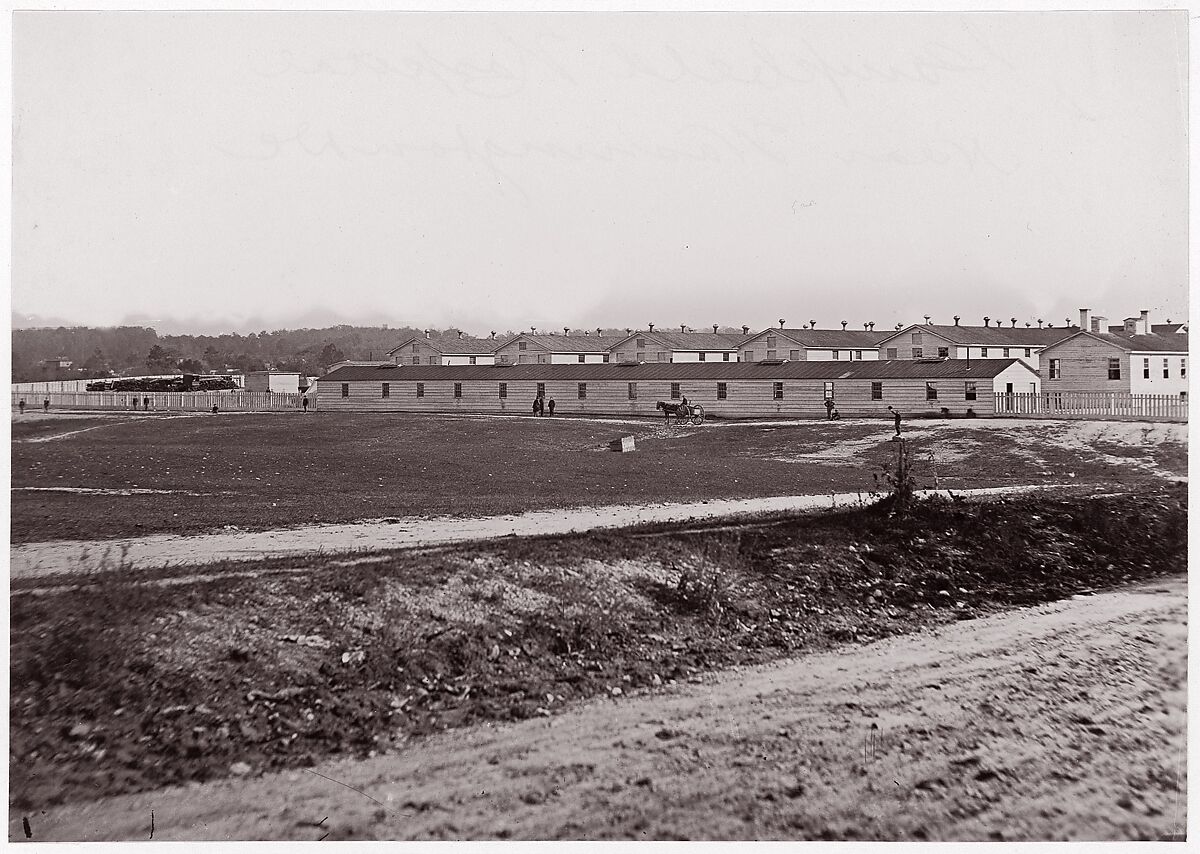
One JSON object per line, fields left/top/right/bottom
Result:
{"left": 13, "top": 574, "right": 1187, "bottom": 841}
{"left": 9, "top": 484, "right": 1187, "bottom": 840}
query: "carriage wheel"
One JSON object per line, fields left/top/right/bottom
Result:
{"left": 694, "top": 408, "right": 704, "bottom": 424}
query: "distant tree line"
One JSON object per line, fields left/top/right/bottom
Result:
{"left": 10, "top": 323, "right": 647, "bottom": 383}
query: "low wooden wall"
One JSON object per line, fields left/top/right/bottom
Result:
{"left": 11, "top": 391, "right": 302, "bottom": 412}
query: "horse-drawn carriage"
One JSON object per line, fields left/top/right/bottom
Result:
{"left": 656, "top": 400, "right": 704, "bottom": 425}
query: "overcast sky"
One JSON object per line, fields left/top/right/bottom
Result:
{"left": 12, "top": 10, "right": 1189, "bottom": 335}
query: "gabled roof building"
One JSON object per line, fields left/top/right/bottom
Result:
{"left": 874, "top": 317, "right": 1076, "bottom": 369}
{"left": 739, "top": 323, "right": 889, "bottom": 362}
{"left": 493, "top": 331, "right": 610, "bottom": 365}
{"left": 1039, "top": 317, "right": 1189, "bottom": 397}
{"left": 606, "top": 325, "right": 746, "bottom": 363}
{"left": 388, "top": 330, "right": 497, "bottom": 366}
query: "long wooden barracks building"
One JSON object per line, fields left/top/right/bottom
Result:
{"left": 316, "top": 359, "right": 1040, "bottom": 418}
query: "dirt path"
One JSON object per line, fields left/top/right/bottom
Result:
{"left": 9, "top": 486, "right": 1047, "bottom": 579}
{"left": 16, "top": 575, "right": 1185, "bottom": 842}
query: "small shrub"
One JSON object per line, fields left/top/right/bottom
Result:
{"left": 872, "top": 438, "right": 917, "bottom": 514}
{"left": 673, "top": 536, "right": 745, "bottom": 626}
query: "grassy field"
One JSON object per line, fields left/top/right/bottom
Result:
{"left": 9, "top": 412, "right": 1187, "bottom": 544}
{"left": 9, "top": 485, "right": 1187, "bottom": 809}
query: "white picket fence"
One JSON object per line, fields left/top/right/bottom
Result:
{"left": 11, "top": 391, "right": 302, "bottom": 412}
{"left": 993, "top": 392, "right": 1187, "bottom": 421}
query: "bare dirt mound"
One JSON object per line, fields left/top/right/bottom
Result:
{"left": 15, "top": 575, "right": 1186, "bottom": 841}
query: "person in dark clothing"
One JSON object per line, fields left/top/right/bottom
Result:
{"left": 211, "top": 404, "right": 219, "bottom": 414}
{"left": 532, "top": 397, "right": 541, "bottom": 416}
{"left": 887, "top": 405, "right": 901, "bottom": 436}
{"left": 43, "top": 399, "right": 50, "bottom": 413}
{"left": 825, "top": 397, "right": 835, "bottom": 420}
{"left": 831, "top": 407, "right": 841, "bottom": 420}
{"left": 18, "top": 399, "right": 25, "bottom": 415}
{"left": 132, "top": 397, "right": 139, "bottom": 410}
{"left": 302, "top": 396, "right": 309, "bottom": 412}
{"left": 143, "top": 397, "right": 150, "bottom": 410}
{"left": 547, "top": 397, "right": 556, "bottom": 416}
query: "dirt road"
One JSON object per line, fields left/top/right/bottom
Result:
{"left": 18, "top": 575, "right": 1185, "bottom": 842}
{"left": 9, "top": 485, "right": 1048, "bottom": 579}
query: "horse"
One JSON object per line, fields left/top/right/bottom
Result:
{"left": 656, "top": 400, "right": 703, "bottom": 425}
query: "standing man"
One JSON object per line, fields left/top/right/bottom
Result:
{"left": 18, "top": 399, "right": 26, "bottom": 415}
{"left": 547, "top": 397, "right": 556, "bottom": 416}
{"left": 302, "top": 395, "right": 309, "bottom": 413}
{"left": 825, "top": 397, "right": 835, "bottom": 420}
{"left": 532, "top": 396, "right": 540, "bottom": 416}
{"left": 887, "top": 405, "right": 901, "bottom": 437}
{"left": 43, "top": 398, "right": 50, "bottom": 413}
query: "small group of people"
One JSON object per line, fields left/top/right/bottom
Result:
{"left": 131, "top": 396, "right": 152, "bottom": 410}
{"left": 16, "top": 399, "right": 49, "bottom": 415}
{"left": 532, "top": 396, "right": 556, "bottom": 416}
{"left": 823, "top": 397, "right": 841, "bottom": 420}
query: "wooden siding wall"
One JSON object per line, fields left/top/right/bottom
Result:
{"left": 317, "top": 377, "right": 997, "bottom": 417}
{"left": 885, "top": 329, "right": 958, "bottom": 360}
{"left": 1039, "top": 338, "right": 1131, "bottom": 393}
{"left": 393, "top": 340, "right": 449, "bottom": 365}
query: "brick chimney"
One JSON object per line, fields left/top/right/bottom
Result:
{"left": 779, "top": 319, "right": 786, "bottom": 329}
{"left": 841, "top": 320, "right": 848, "bottom": 330}
{"left": 682, "top": 324, "right": 688, "bottom": 333}
{"left": 596, "top": 328, "right": 602, "bottom": 338}
{"left": 1010, "top": 318, "right": 1018, "bottom": 327}
{"left": 531, "top": 326, "right": 537, "bottom": 334}
{"left": 1037, "top": 319, "right": 1043, "bottom": 328}
{"left": 564, "top": 327, "right": 570, "bottom": 336}
{"left": 924, "top": 315, "right": 931, "bottom": 325}
{"left": 424, "top": 329, "right": 431, "bottom": 338}
{"left": 741, "top": 325, "right": 750, "bottom": 335}
{"left": 490, "top": 331, "right": 496, "bottom": 339}
{"left": 953, "top": 315, "right": 961, "bottom": 326}
{"left": 868, "top": 322, "right": 875, "bottom": 331}
{"left": 1078, "top": 308, "right": 1090, "bottom": 330}
{"left": 1139, "top": 309, "right": 1150, "bottom": 335}
{"left": 808, "top": 319, "right": 815, "bottom": 329}
{"left": 713, "top": 324, "right": 719, "bottom": 333}
{"left": 983, "top": 316, "right": 990, "bottom": 328}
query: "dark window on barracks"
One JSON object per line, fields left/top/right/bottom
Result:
{"left": 773, "top": 382, "right": 784, "bottom": 400}
{"left": 454, "top": 383, "right": 463, "bottom": 398}
{"left": 340, "top": 383, "right": 349, "bottom": 398}
{"left": 871, "top": 382, "right": 883, "bottom": 400}
{"left": 717, "top": 382, "right": 727, "bottom": 400}
{"left": 578, "top": 383, "right": 587, "bottom": 399}
{"left": 416, "top": 383, "right": 424, "bottom": 397}
{"left": 671, "top": 383, "right": 681, "bottom": 399}
{"left": 381, "top": 383, "right": 390, "bottom": 398}
{"left": 498, "top": 383, "right": 507, "bottom": 399}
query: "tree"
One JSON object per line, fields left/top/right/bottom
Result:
{"left": 318, "top": 342, "right": 346, "bottom": 369}
{"left": 177, "top": 358, "right": 206, "bottom": 374}
{"left": 82, "top": 348, "right": 110, "bottom": 376}
{"left": 202, "top": 345, "right": 223, "bottom": 369}
{"left": 145, "top": 344, "right": 177, "bottom": 373}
